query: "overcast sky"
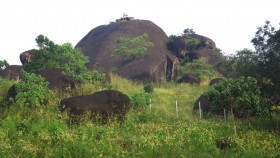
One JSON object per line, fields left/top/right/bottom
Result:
{"left": 0, "top": 0, "right": 279, "bottom": 65}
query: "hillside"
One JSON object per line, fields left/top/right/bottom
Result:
{"left": 0, "top": 75, "right": 279, "bottom": 157}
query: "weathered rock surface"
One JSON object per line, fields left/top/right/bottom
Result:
{"left": 170, "top": 34, "right": 224, "bottom": 65}
{"left": 60, "top": 90, "right": 131, "bottom": 123}
{"left": 0, "top": 65, "right": 21, "bottom": 80}
{"left": 177, "top": 73, "right": 200, "bottom": 84}
{"left": 19, "top": 49, "right": 34, "bottom": 65}
{"left": 75, "top": 20, "right": 179, "bottom": 82}
{"left": 38, "top": 69, "right": 76, "bottom": 90}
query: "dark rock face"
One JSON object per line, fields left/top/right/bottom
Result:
{"left": 20, "top": 49, "right": 34, "bottom": 65}
{"left": 60, "top": 90, "right": 131, "bottom": 123}
{"left": 209, "top": 78, "right": 224, "bottom": 86}
{"left": 38, "top": 69, "right": 75, "bottom": 90}
{"left": 170, "top": 34, "right": 223, "bottom": 65}
{"left": 193, "top": 94, "right": 212, "bottom": 117}
{"left": 75, "top": 20, "right": 179, "bottom": 82}
{"left": 5, "top": 85, "right": 17, "bottom": 101}
{"left": 177, "top": 73, "right": 200, "bottom": 84}
{"left": 0, "top": 65, "right": 21, "bottom": 80}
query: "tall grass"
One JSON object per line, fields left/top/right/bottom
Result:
{"left": 0, "top": 75, "right": 279, "bottom": 157}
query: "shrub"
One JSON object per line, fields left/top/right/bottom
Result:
{"left": 14, "top": 70, "right": 52, "bottom": 107}
{"left": 143, "top": 82, "right": 154, "bottom": 94}
{"left": 204, "top": 77, "right": 270, "bottom": 118}
{"left": 130, "top": 92, "right": 150, "bottom": 107}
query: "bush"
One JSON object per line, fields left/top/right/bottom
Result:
{"left": 177, "top": 59, "right": 220, "bottom": 80}
{"left": 130, "top": 92, "right": 150, "bottom": 107}
{"left": 143, "top": 82, "right": 154, "bottom": 94}
{"left": 204, "top": 77, "right": 270, "bottom": 118}
{"left": 14, "top": 70, "right": 52, "bottom": 107}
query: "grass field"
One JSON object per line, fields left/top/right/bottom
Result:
{"left": 0, "top": 75, "right": 279, "bottom": 157}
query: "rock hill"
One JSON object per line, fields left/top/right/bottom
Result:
{"left": 75, "top": 19, "right": 179, "bottom": 82}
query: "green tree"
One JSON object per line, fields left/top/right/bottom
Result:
{"left": 0, "top": 60, "right": 9, "bottom": 69}
{"left": 251, "top": 21, "right": 280, "bottom": 103}
{"left": 23, "top": 35, "right": 105, "bottom": 83}
{"left": 204, "top": 77, "right": 270, "bottom": 118}
{"left": 183, "top": 28, "right": 196, "bottom": 36}
{"left": 115, "top": 33, "right": 154, "bottom": 62}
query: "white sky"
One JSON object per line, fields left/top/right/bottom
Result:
{"left": 0, "top": 0, "right": 279, "bottom": 65}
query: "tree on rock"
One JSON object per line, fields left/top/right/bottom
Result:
{"left": 114, "top": 33, "right": 154, "bottom": 62}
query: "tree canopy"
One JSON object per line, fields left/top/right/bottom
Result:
{"left": 221, "top": 21, "right": 280, "bottom": 105}
{"left": 114, "top": 33, "right": 154, "bottom": 62}
{"left": 23, "top": 35, "right": 105, "bottom": 83}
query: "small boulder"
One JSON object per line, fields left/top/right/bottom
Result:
{"left": 209, "top": 78, "right": 224, "bottom": 86}
{"left": 193, "top": 94, "right": 212, "bottom": 117}
{"left": 177, "top": 73, "right": 200, "bottom": 84}
{"left": 60, "top": 90, "right": 131, "bottom": 123}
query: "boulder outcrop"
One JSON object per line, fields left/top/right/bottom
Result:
{"left": 75, "top": 20, "right": 179, "bottom": 82}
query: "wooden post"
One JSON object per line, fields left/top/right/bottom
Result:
{"left": 176, "top": 100, "right": 178, "bottom": 118}
{"left": 199, "top": 101, "right": 202, "bottom": 119}
{"left": 149, "top": 99, "right": 152, "bottom": 112}
{"left": 224, "top": 108, "right": 226, "bottom": 122}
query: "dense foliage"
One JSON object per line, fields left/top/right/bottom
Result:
{"left": 205, "top": 77, "right": 270, "bottom": 118}
{"left": 13, "top": 70, "right": 52, "bottom": 107}
{"left": 23, "top": 35, "right": 106, "bottom": 83}
{"left": 115, "top": 33, "right": 154, "bottom": 62}
{"left": 221, "top": 21, "right": 280, "bottom": 105}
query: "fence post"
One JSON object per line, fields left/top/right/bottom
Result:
{"left": 149, "top": 99, "right": 152, "bottom": 112}
{"left": 176, "top": 100, "right": 178, "bottom": 118}
{"left": 224, "top": 108, "right": 226, "bottom": 122}
{"left": 199, "top": 101, "right": 202, "bottom": 119}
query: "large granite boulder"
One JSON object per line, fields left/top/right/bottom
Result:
{"left": 60, "top": 90, "right": 131, "bottom": 123}
{"left": 75, "top": 19, "right": 179, "bottom": 82}
{"left": 0, "top": 65, "right": 21, "bottom": 80}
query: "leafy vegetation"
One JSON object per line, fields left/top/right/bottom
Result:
{"left": 177, "top": 58, "right": 221, "bottom": 81}
{"left": 219, "top": 21, "right": 280, "bottom": 105}
{"left": 114, "top": 33, "right": 154, "bottom": 62}
{"left": 0, "top": 59, "right": 9, "bottom": 69}
{"left": 0, "top": 74, "right": 279, "bottom": 157}
{"left": 14, "top": 70, "right": 52, "bottom": 107}
{"left": 23, "top": 35, "right": 106, "bottom": 84}
{"left": 204, "top": 77, "right": 270, "bottom": 118}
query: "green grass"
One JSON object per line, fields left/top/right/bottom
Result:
{"left": 0, "top": 75, "right": 279, "bottom": 157}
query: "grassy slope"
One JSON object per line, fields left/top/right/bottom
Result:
{"left": 0, "top": 75, "right": 279, "bottom": 158}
